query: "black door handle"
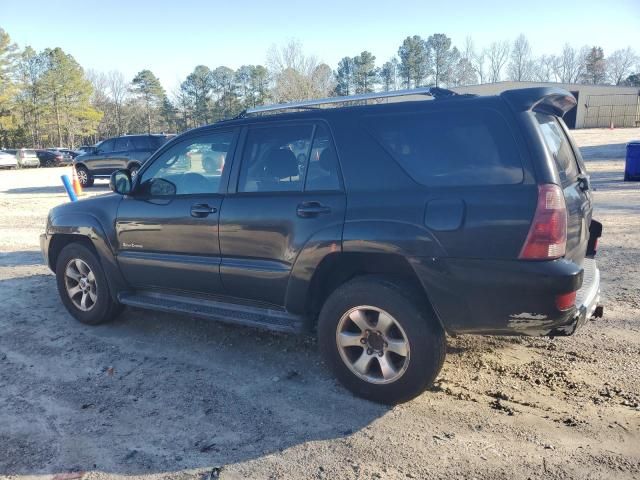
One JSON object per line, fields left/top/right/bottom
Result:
{"left": 191, "top": 204, "right": 218, "bottom": 217}
{"left": 297, "top": 202, "right": 331, "bottom": 218}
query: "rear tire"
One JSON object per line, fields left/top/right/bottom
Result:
{"left": 318, "top": 276, "right": 446, "bottom": 404}
{"left": 76, "top": 165, "right": 94, "bottom": 187}
{"left": 128, "top": 163, "right": 140, "bottom": 178}
{"left": 55, "top": 242, "right": 123, "bottom": 325}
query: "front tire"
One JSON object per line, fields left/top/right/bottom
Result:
{"left": 318, "top": 276, "right": 446, "bottom": 404}
{"left": 128, "top": 163, "right": 140, "bottom": 178}
{"left": 75, "top": 165, "right": 94, "bottom": 187}
{"left": 55, "top": 243, "right": 123, "bottom": 325}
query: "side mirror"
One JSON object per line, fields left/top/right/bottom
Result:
{"left": 109, "top": 169, "right": 132, "bottom": 195}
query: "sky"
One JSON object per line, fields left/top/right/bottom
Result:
{"left": 2, "top": 0, "right": 639, "bottom": 92}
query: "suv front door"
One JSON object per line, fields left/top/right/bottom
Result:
{"left": 219, "top": 122, "right": 346, "bottom": 306}
{"left": 91, "top": 138, "right": 115, "bottom": 174}
{"left": 115, "top": 129, "right": 237, "bottom": 294}
{"left": 111, "top": 136, "right": 132, "bottom": 172}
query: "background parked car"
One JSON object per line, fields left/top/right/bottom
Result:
{"left": 0, "top": 150, "right": 18, "bottom": 169}
{"left": 47, "top": 148, "right": 76, "bottom": 163}
{"left": 74, "top": 134, "right": 172, "bottom": 186}
{"left": 76, "top": 145, "right": 96, "bottom": 155}
{"left": 3, "top": 149, "right": 40, "bottom": 168}
{"left": 36, "top": 149, "right": 65, "bottom": 167}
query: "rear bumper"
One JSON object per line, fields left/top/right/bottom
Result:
{"left": 19, "top": 159, "right": 40, "bottom": 167}
{"left": 550, "top": 258, "right": 600, "bottom": 336}
{"left": 412, "top": 256, "right": 601, "bottom": 337}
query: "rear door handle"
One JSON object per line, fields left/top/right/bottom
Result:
{"left": 191, "top": 204, "right": 218, "bottom": 217}
{"left": 297, "top": 202, "right": 331, "bottom": 218}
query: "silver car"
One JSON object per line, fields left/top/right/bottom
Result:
{"left": 4, "top": 149, "right": 40, "bottom": 168}
{"left": 0, "top": 150, "right": 18, "bottom": 169}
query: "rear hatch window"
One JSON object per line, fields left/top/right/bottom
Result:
{"left": 365, "top": 108, "right": 524, "bottom": 186}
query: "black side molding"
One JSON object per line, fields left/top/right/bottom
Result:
{"left": 501, "top": 87, "right": 577, "bottom": 117}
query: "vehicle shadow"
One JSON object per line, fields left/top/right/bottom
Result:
{"left": 0, "top": 266, "right": 389, "bottom": 476}
{"left": 2, "top": 185, "right": 111, "bottom": 195}
{"left": 579, "top": 143, "right": 628, "bottom": 161}
{"left": 0, "top": 250, "right": 43, "bottom": 267}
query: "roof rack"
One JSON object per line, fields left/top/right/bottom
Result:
{"left": 240, "top": 87, "right": 457, "bottom": 118}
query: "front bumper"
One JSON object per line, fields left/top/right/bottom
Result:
{"left": 40, "top": 233, "right": 51, "bottom": 270}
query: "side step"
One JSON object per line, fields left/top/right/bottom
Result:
{"left": 118, "top": 291, "right": 305, "bottom": 334}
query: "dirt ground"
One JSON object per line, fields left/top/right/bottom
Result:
{"left": 0, "top": 128, "right": 639, "bottom": 480}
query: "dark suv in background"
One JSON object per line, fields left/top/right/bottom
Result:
{"left": 73, "top": 134, "right": 172, "bottom": 186}
{"left": 41, "top": 87, "right": 602, "bottom": 404}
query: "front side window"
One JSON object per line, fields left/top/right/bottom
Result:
{"left": 366, "top": 109, "right": 524, "bottom": 186}
{"left": 114, "top": 137, "right": 131, "bottom": 151}
{"left": 139, "top": 131, "right": 234, "bottom": 196}
{"left": 238, "top": 124, "right": 313, "bottom": 192}
{"left": 98, "top": 139, "right": 114, "bottom": 154}
{"left": 535, "top": 113, "right": 580, "bottom": 183}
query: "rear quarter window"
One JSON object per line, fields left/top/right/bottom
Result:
{"left": 534, "top": 113, "right": 580, "bottom": 184}
{"left": 365, "top": 108, "right": 524, "bottom": 186}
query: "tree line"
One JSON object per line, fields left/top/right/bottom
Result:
{"left": 0, "top": 27, "right": 638, "bottom": 148}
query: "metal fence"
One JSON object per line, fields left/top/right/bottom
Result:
{"left": 583, "top": 94, "right": 640, "bottom": 128}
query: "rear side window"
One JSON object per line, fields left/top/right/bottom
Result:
{"left": 131, "top": 136, "right": 153, "bottom": 150}
{"left": 151, "top": 136, "right": 170, "bottom": 149}
{"left": 535, "top": 113, "right": 580, "bottom": 183}
{"left": 238, "top": 124, "right": 313, "bottom": 192}
{"left": 366, "top": 109, "right": 523, "bottom": 186}
{"left": 305, "top": 124, "right": 341, "bottom": 191}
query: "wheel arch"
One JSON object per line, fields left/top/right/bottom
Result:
{"left": 46, "top": 214, "right": 128, "bottom": 300}
{"left": 298, "top": 252, "right": 446, "bottom": 333}
{"left": 125, "top": 160, "right": 141, "bottom": 171}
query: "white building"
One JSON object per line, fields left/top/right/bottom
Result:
{"left": 453, "top": 81, "right": 640, "bottom": 129}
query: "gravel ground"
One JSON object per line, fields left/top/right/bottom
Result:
{"left": 0, "top": 128, "right": 639, "bottom": 480}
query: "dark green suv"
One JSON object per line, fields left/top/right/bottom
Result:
{"left": 73, "top": 134, "right": 172, "bottom": 186}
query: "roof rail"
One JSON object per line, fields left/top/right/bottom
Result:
{"left": 240, "top": 87, "right": 458, "bottom": 117}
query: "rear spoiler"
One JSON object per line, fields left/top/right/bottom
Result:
{"left": 500, "top": 87, "right": 577, "bottom": 117}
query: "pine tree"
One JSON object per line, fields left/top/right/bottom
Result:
{"left": 353, "top": 51, "right": 378, "bottom": 94}
{"left": 131, "top": 69, "right": 166, "bottom": 134}
{"left": 398, "top": 36, "right": 430, "bottom": 88}
{"left": 426, "top": 34, "right": 459, "bottom": 87}
{"left": 583, "top": 47, "right": 607, "bottom": 84}
{"left": 335, "top": 57, "right": 355, "bottom": 96}
{"left": 380, "top": 59, "right": 399, "bottom": 91}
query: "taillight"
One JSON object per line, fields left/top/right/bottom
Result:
{"left": 555, "top": 291, "right": 576, "bottom": 311}
{"left": 519, "top": 184, "right": 567, "bottom": 260}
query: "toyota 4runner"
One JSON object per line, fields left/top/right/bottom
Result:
{"left": 41, "top": 87, "right": 603, "bottom": 404}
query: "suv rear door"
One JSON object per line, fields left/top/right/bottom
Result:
{"left": 219, "top": 121, "right": 345, "bottom": 306}
{"left": 534, "top": 113, "right": 592, "bottom": 264}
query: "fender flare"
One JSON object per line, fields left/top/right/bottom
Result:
{"left": 46, "top": 213, "right": 127, "bottom": 300}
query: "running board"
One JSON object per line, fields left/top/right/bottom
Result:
{"left": 118, "top": 291, "right": 305, "bottom": 333}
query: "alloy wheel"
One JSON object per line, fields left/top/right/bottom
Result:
{"left": 64, "top": 258, "right": 98, "bottom": 311}
{"left": 336, "top": 306, "right": 410, "bottom": 384}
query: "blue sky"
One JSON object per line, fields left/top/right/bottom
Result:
{"left": 3, "top": 0, "right": 639, "bottom": 91}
